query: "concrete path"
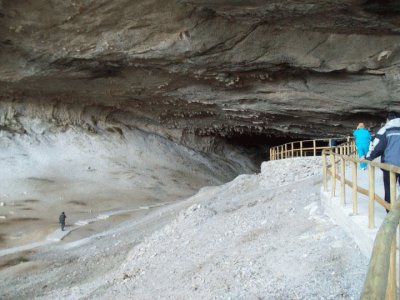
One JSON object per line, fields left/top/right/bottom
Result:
{"left": 0, "top": 202, "right": 172, "bottom": 257}
{"left": 321, "top": 161, "right": 389, "bottom": 258}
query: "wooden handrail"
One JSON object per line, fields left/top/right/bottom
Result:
{"left": 361, "top": 201, "right": 400, "bottom": 300}
{"left": 269, "top": 137, "right": 354, "bottom": 160}
{"left": 326, "top": 169, "right": 390, "bottom": 211}
{"left": 322, "top": 148, "right": 400, "bottom": 299}
{"left": 271, "top": 137, "right": 400, "bottom": 298}
{"left": 324, "top": 151, "right": 400, "bottom": 174}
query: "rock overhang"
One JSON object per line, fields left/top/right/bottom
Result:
{"left": 1, "top": 0, "right": 400, "bottom": 152}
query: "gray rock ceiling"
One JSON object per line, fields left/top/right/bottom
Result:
{"left": 1, "top": 0, "right": 400, "bottom": 149}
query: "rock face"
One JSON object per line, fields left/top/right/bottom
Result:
{"left": 1, "top": 0, "right": 400, "bottom": 150}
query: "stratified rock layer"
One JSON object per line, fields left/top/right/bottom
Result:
{"left": 1, "top": 0, "right": 400, "bottom": 148}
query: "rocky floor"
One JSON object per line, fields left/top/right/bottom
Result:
{"left": 0, "top": 157, "right": 368, "bottom": 299}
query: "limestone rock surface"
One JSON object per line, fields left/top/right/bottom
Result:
{"left": 1, "top": 0, "right": 400, "bottom": 147}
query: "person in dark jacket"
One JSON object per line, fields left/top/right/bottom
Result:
{"left": 59, "top": 212, "right": 67, "bottom": 231}
{"left": 366, "top": 111, "right": 400, "bottom": 210}
{"left": 353, "top": 122, "right": 372, "bottom": 170}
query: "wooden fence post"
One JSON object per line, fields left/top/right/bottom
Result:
{"left": 313, "top": 140, "right": 316, "bottom": 156}
{"left": 300, "top": 141, "right": 303, "bottom": 157}
{"left": 368, "top": 165, "right": 375, "bottom": 229}
{"left": 330, "top": 152, "right": 336, "bottom": 197}
{"left": 291, "top": 142, "right": 294, "bottom": 158}
{"left": 352, "top": 161, "right": 358, "bottom": 215}
{"left": 390, "top": 171, "right": 397, "bottom": 211}
{"left": 322, "top": 151, "right": 327, "bottom": 191}
{"left": 340, "top": 157, "right": 346, "bottom": 206}
{"left": 285, "top": 144, "right": 288, "bottom": 159}
{"left": 389, "top": 174, "right": 399, "bottom": 300}
{"left": 387, "top": 236, "right": 397, "bottom": 300}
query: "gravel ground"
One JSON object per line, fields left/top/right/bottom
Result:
{"left": 0, "top": 157, "right": 368, "bottom": 299}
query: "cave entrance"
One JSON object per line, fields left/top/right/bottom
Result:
{"left": 224, "top": 132, "right": 302, "bottom": 167}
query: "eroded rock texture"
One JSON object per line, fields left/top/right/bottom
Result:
{"left": 1, "top": 0, "right": 400, "bottom": 150}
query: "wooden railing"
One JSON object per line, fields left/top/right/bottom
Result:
{"left": 270, "top": 136, "right": 400, "bottom": 298}
{"left": 361, "top": 201, "right": 400, "bottom": 300}
{"left": 322, "top": 150, "right": 400, "bottom": 227}
{"left": 322, "top": 148, "right": 400, "bottom": 299}
{"left": 269, "top": 138, "right": 354, "bottom": 160}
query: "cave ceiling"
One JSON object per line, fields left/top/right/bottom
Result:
{"left": 1, "top": 0, "right": 400, "bottom": 147}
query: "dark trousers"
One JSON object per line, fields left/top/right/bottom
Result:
{"left": 60, "top": 222, "right": 65, "bottom": 231}
{"left": 382, "top": 170, "right": 400, "bottom": 211}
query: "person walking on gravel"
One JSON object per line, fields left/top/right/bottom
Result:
{"left": 59, "top": 212, "right": 67, "bottom": 231}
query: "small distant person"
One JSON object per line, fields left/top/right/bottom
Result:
{"left": 329, "top": 139, "right": 337, "bottom": 147}
{"left": 366, "top": 111, "right": 400, "bottom": 211}
{"left": 59, "top": 212, "right": 67, "bottom": 231}
{"left": 353, "top": 122, "right": 372, "bottom": 170}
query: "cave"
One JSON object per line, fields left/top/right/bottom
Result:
{"left": 1, "top": 1, "right": 400, "bottom": 296}
{"left": 1, "top": 0, "right": 400, "bottom": 245}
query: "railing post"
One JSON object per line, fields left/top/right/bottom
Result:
{"left": 390, "top": 171, "right": 397, "bottom": 211}
{"left": 352, "top": 161, "right": 358, "bottom": 215}
{"left": 368, "top": 165, "right": 375, "bottom": 229}
{"left": 387, "top": 236, "right": 397, "bottom": 300}
{"left": 322, "top": 151, "right": 327, "bottom": 191}
{"left": 388, "top": 170, "right": 398, "bottom": 298}
{"left": 300, "top": 141, "right": 303, "bottom": 157}
{"left": 330, "top": 152, "right": 336, "bottom": 197}
{"left": 291, "top": 142, "right": 294, "bottom": 158}
{"left": 340, "top": 157, "right": 346, "bottom": 206}
{"left": 313, "top": 140, "right": 316, "bottom": 157}
{"left": 285, "top": 144, "right": 288, "bottom": 159}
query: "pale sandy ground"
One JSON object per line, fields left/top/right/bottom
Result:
{"left": 0, "top": 155, "right": 368, "bottom": 299}
{"left": 0, "top": 122, "right": 253, "bottom": 250}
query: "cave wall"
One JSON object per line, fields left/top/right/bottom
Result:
{"left": 1, "top": 0, "right": 400, "bottom": 150}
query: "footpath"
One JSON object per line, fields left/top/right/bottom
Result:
{"left": 321, "top": 162, "right": 387, "bottom": 258}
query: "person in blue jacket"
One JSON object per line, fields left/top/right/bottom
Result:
{"left": 353, "top": 122, "right": 371, "bottom": 170}
{"left": 366, "top": 111, "right": 400, "bottom": 211}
